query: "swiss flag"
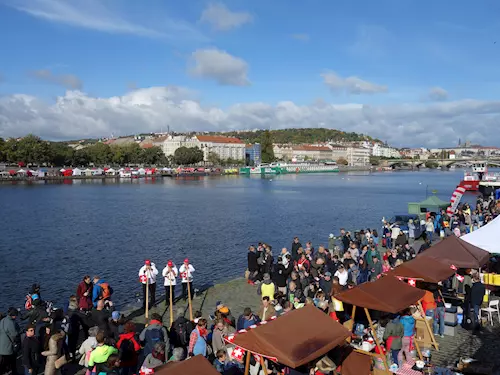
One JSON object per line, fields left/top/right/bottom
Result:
{"left": 456, "top": 274, "right": 464, "bottom": 282}
{"left": 450, "top": 264, "right": 458, "bottom": 271}
{"left": 408, "top": 278, "right": 416, "bottom": 287}
{"left": 231, "top": 346, "right": 245, "bottom": 361}
{"left": 139, "top": 367, "right": 154, "bottom": 375}
{"left": 139, "top": 274, "right": 147, "bottom": 283}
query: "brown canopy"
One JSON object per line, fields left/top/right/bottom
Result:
{"left": 389, "top": 255, "right": 455, "bottom": 283}
{"left": 155, "top": 355, "right": 220, "bottom": 375}
{"left": 231, "top": 304, "right": 351, "bottom": 368}
{"left": 335, "top": 275, "right": 425, "bottom": 314}
{"left": 419, "top": 235, "right": 490, "bottom": 268}
{"left": 340, "top": 350, "right": 372, "bottom": 375}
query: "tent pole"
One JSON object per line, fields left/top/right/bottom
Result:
{"left": 364, "top": 307, "right": 390, "bottom": 375}
{"left": 417, "top": 301, "right": 439, "bottom": 350}
{"left": 244, "top": 351, "right": 251, "bottom": 375}
{"left": 145, "top": 273, "right": 149, "bottom": 322}
{"left": 260, "top": 357, "right": 269, "bottom": 375}
{"left": 346, "top": 305, "right": 356, "bottom": 343}
{"left": 413, "top": 337, "right": 423, "bottom": 360}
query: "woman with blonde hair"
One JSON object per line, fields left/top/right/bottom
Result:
{"left": 41, "top": 330, "right": 66, "bottom": 375}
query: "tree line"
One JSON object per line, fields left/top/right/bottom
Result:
{"left": 216, "top": 128, "right": 380, "bottom": 145}
{"left": 0, "top": 135, "right": 167, "bottom": 167}
{"left": 0, "top": 135, "right": 247, "bottom": 167}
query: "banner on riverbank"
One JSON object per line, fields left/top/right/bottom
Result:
{"left": 447, "top": 186, "right": 466, "bottom": 215}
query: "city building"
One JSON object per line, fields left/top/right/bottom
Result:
{"left": 372, "top": 144, "right": 401, "bottom": 158}
{"left": 196, "top": 135, "right": 246, "bottom": 161}
{"left": 245, "top": 143, "right": 261, "bottom": 165}
{"left": 329, "top": 144, "right": 349, "bottom": 161}
{"left": 273, "top": 144, "right": 335, "bottom": 161}
{"left": 346, "top": 146, "right": 370, "bottom": 166}
{"left": 157, "top": 135, "right": 245, "bottom": 161}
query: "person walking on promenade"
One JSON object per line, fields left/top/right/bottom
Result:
{"left": 0, "top": 307, "right": 21, "bottom": 375}
{"left": 139, "top": 260, "right": 159, "bottom": 309}
{"left": 179, "top": 259, "right": 195, "bottom": 301}
{"left": 470, "top": 273, "right": 485, "bottom": 331}
{"left": 162, "top": 260, "right": 178, "bottom": 306}
{"left": 22, "top": 324, "right": 40, "bottom": 375}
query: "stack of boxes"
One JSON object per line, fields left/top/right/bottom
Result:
{"left": 444, "top": 304, "right": 459, "bottom": 336}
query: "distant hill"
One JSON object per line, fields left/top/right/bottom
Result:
{"left": 214, "top": 128, "right": 381, "bottom": 144}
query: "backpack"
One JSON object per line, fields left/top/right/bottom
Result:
{"left": 119, "top": 338, "right": 136, "bottom": 361}
{"left": 144, "top": 327, "right": 165, "bottom": 355}
{"left": 99, "top": 283, "right": 113, "bottom": 300}
{"left": 171, "top": 319, "right": 192, "bottom": 347}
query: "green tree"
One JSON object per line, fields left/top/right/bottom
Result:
{"left": 173, "top": 146, "right": 204, "bottom": 165}
{"left": 260, "top": 130, "right": 275, "bottom": 163}
{"left": 0, "top": 138, "right": 5, "bottom": 162}
{"left": 207, "top": 152, "right": 221, "bottom": 166}
{"left": 336, "top": 157, "right": 349, "bottom": 165}
{"left": 123, "top": 143, "right": 142, "bottom": 165}
{"left": 425, "top": 160, "right": 439, "bottom": 169}
{"left": 72, "top": 149, "right": 90, "bottom": 166}
{"left": 142, "top": 146, "right": 166, "bottom": 165}
{"left": 369, "top": 156, "right": 380, "bottom": 166}
{"left": 48, "top": 142, "right": 74, "bottom": 166}
{"left": 87, "top": 142, "right": 112, "bottom": 165}
{"left": 16, "top": 134, "right": 51, "bottom": 165}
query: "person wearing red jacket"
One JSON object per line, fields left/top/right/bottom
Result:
{"left": 116, "top": 322, "right": 141, "bottom": 375}
{"left": 76, "top": 275, "right": 93, "bottom": 311}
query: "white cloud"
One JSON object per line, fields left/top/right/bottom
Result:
{"left": 200, "top": 2, "right": 253, "bottom": 31}
{"left": 322, "top": 71, "right": 388, "bottom": 95}
{"left": 6, "top": 0, "right": 208, "bottom": 43}
{"left": 189, "top": 48, "right": 250, "bottom": 86}
{"left": 30, "top": 69, "right": 82, "bottom": 89}
{"left": 428, "top": 86, "right": 448, "bottom": 101}
{"left": 1, "top": 86, "right": 500, "bottom": 147}
{"left": 291, "top": 33, "right": 310, "bottom": 42}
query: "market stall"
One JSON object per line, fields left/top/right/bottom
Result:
{"left": 389, "top": 255, "right": 455, "bottom": 284}
{"left": 227, "top": 304, "right": 353, "bottom": 375}
{"left": 155, "top": 355, "right": 220, "bottom": 375}
{"left": 419, "top": 235, "right": 490, "bottom": 269}
{"left": 461, "top": 215, "right": 500, "bottom": 254}
{"left": 335, "top": 275, "right": 431, "bottom": 375}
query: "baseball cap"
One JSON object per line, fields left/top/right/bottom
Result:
{"left": 325, "top": 272, "right": 332, "bottom": 277}
{"left": 167, "top": 260, "right": 173, "bottom": 267}
{"left": 145, "top": 260, "right": 151, "bottom": 265}
{"left": 112, "top": 311, "right": 120, "bottom": 320}
{"left": 184, "top": 258, "right": 189, "bottom": 263}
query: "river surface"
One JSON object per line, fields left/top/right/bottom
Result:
{"left": 0, "top": 170, "right": 478, "bottom": 309}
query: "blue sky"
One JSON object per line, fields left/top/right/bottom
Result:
{"left": 1, "top": 0, "right": 500, "bottom": 146}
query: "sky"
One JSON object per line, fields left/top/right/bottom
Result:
{"left": 1, "top": 0, "right": 500, "bottom": 147}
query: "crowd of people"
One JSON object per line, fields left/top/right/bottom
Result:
{"left": 0, "top": 195, "right": 498, "bottom": 375}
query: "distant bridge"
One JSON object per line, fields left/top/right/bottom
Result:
{"left": 379, "top": 158, "right": 500, "bottom": 169}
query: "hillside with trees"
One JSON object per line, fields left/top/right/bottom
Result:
{"left": 214, "top": 128, "right": 380, "bottom": 144}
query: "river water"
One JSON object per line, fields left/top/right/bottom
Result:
{"left": 0, "top": 170, "right": 477, "bottom": 309}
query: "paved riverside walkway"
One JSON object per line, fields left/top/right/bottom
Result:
{"left": 126, "top": 276, "right": 500, "bottom": 374}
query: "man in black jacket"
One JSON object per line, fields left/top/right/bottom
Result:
{"left": 22, "top": 325, "right": 39, "bottom": 375}
{"left": 247, "top": 246, "right": 259, "bottom": 283}
{"left": 291, "top": 237, "right": 302, "bottom": 261}
{"left": 470, "top": 274, "right": 485, "bottom": 330}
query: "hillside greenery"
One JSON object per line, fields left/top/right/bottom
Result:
{"left": 214, "top": 128, "right": 380, "bottom": 144}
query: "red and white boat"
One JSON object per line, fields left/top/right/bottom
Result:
{"left": 457, "top": 162, "right": 487, "bottom": 191}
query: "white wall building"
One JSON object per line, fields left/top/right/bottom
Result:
{"left": 372, "top": 144, "right": 401, "bottom": 158}
{"left": 196, "top": 135, "right": 246, "bottom": 161}
{"left": 347, "top": 146, "right": 370, "bottom": 166}
{"left": 158, "top": 135, "right": 245, "bottom": 161}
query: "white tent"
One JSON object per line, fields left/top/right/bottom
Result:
{"left": 105, "top": 168, "right": 116, "bottom": 175}
{"left": 462, "top": 215, "right": 500, "bottom": 253}
{"left": 17, "top": 169, "right": 27, "bottom": 174}
{"left": 72, "top": 168, "right": 83, "bottom": 176}
{"left": 84, "top": 168, "right": 93, "bottom": 176}
{"left": 137, "top": 168, "right": 146, "bottom": 175}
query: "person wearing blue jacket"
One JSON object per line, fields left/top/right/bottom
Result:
{"left": 236, "top": 308, "right": 260, "bottom": 330}
{"left": 92, "top": 277, "right": 112, "bottom": 308}
{"left": 398, "top": 309, "right": 415, "bottom": 366}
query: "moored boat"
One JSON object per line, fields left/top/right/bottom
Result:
{"left": 239, "top": 162, "right": 340, "bottom": 175}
